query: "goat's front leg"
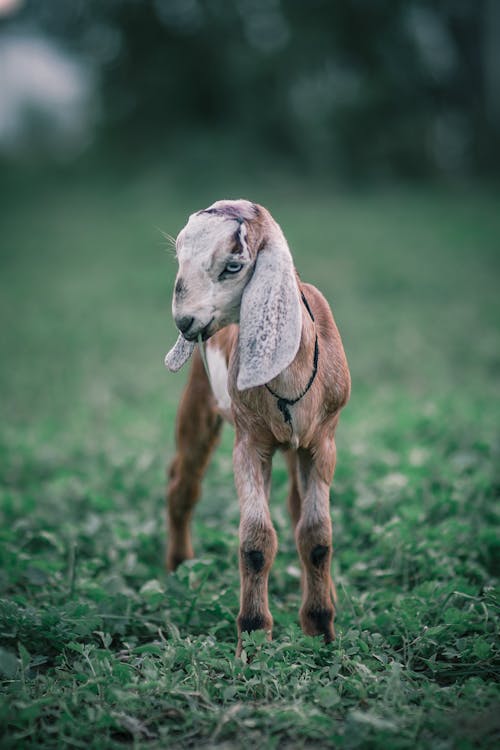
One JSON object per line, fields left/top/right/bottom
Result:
{"left": 295, "top": 438, "right": 337, "bottom": 643}
{"left": 233, "top": 433, "right": 277, "bottom": 655}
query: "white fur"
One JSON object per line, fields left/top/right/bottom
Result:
{"left": 206, "top": 345, "right": 231, "bottom": 410}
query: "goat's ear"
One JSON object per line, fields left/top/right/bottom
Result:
{"left": 237, "top": 238, "right": 302, "bottom": 390}
{"left": 164, "top": 334, "right": 195, "bottom": 372}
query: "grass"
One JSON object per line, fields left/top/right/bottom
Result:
{"left": 0, "top": 165, "right": 499, "bottom": 748}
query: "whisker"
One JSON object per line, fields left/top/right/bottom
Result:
{"left": 156, "top": 227, "right": 177, "bottom": 256}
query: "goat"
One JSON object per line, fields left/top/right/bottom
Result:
{"left": 164, "top": 199, "right": 350, "bottom": 654}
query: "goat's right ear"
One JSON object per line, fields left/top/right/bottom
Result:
{"left": 237, "top": 238, "right": 302, "bottom": 390}
{"left": 164, "top": 334, "right": 195, "bottom": 372}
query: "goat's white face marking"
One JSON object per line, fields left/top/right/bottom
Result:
{"left": 173, "top": 210, "right": 254, "bottom": 339}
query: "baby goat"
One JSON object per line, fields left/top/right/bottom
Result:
{"left": 165, "top": 200, "right": 350, "bottom": 653}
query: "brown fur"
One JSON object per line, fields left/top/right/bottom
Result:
{"left": 166, "top": 206, "right": 350, "bottom": 654}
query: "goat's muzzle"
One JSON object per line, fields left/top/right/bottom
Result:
{"left": 175, "top": 316, "right": 214, "bottom": 342}
{"left": 175, "top": 315, "right": 194, "bottom": 335}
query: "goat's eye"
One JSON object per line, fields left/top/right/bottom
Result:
{"left": 224, "top": 261, "right": 243, "bottom": 274}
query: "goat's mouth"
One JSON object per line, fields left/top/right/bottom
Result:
{"left": 183, "top": 317, "right": 215, "bottom": 342}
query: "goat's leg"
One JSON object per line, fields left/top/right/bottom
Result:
{"left": 284, "top": 450, "right": 302, "bottom": 530}
{"left": 295, "top": 439, "right": 337, "bottom": 643}
{"left": 233, "top": 433, "right": 277, "bottom": 655}
{"left": 166, "top": 353, "right": 222, "bottom": 571}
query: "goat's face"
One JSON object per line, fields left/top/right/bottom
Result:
{"left": 166, "top": 198, "right": 302, "bottom": 389}
{"left": 172, "top": 208, "right": 256, "bottom": 341}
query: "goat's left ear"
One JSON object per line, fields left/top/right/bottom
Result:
{"left": 237, "top": 236, "right": 302, "bottom": 390}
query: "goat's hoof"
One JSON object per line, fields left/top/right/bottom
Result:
{"left": 236, "top": 612, "right": 273, "bottom": 657}
{"left": 300, "top": 606, "right": 335, "bottom": 643}
{"left": 166, "top": 550, "right": 193, "bottom": 572}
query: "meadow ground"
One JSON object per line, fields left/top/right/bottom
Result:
{"left": 0, "top": 167, "right": 499, "bottom": 749}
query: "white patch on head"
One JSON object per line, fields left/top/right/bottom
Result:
{"left": 206, "top": 345, "right": 231, "bottom": 410}
{"left": 172, "top": 204, "right": 256, "bottom": 336}
{"left": 177, "top": 213, "right": 238, "bottom": 265}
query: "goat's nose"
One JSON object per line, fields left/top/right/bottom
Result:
{"left": 175, "top": 315, "right": 194, "bottom": 335}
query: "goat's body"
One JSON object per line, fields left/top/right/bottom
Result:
{"left": 165, "top": 200, "right": 350, "bottom": 652}
{"left": 204, "top": 281, "right": 349, "bottom": 446}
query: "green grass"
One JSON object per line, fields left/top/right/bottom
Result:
{"left": 0, "top": 167, "right": 499, "bottom": 749}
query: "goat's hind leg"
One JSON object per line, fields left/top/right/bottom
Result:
{"left": 284, "top": 449, "right": 302, "bottom": 530}
{"left": 166, "top": 353, "right": 222, "bottom": 571}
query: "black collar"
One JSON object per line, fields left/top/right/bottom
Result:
{"left": 265, "top": 291, "right": 319, "bottom": 424}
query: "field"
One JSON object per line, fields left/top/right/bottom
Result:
{"left": 0, "top": 167, "right": 499, "bottom": 749}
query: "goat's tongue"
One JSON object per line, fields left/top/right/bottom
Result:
{"left": 164, "top": 334, "right": 195, "bottom": 372}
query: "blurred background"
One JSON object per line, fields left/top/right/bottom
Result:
{"left": 1, "top": 0, "right": 500, "bottom": 177}
{"left": 0, "top": 0, "right": 499, "bottom": 444}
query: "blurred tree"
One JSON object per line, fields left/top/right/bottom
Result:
{"left": 1, "top": 0, "right": 498, "bottom": 177}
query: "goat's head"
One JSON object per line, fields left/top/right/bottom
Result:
{"left": 172, "top": 200, "right": 259, "bottom": 342}
{"left": 165, "top": 199, "right": 302, "bottom": 390}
